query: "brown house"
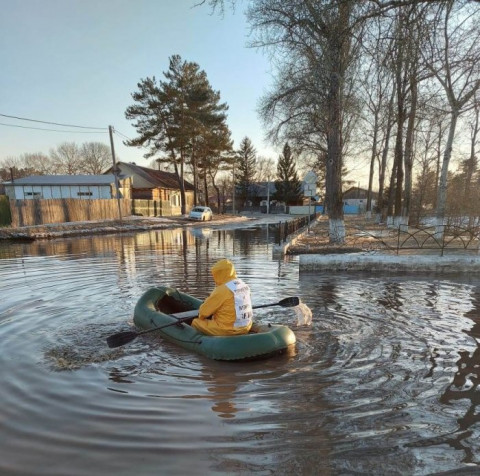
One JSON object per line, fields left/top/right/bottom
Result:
{"left": 105, "top": 162, "right": 194, "bottom": 215}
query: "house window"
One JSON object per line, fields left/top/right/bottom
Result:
{"left": 77, "top": 191, "right": 93, "bottom": 196}
{"left": 25, "top": 192, "right": 42, "bottom": 197}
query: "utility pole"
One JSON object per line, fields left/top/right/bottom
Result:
{"left": 109, "top": 125, "right": 123, "bottom": 223}
{"left": 266, "top": 176, "right": 270, "bottom": 214}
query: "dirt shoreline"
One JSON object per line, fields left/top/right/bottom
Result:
{"left": 0, "top": 214, "right": 252, "bottom": 241}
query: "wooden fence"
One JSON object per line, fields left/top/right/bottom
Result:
{"left": 10, "top": 199, "right": 131, "bottom": 227}
{"left": 131, "top": 199, "right": 175, "bottom": 217}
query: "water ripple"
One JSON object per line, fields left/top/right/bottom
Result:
{"left": 1, "top": 230, "right": 480, "bottom": 474}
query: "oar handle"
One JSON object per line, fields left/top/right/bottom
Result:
{"left": 253, "top": 302, "right": 282, "bottom": 309}
{"left": 253, "top": 297, "right": 299, "bottom": 309}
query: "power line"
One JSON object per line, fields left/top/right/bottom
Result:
{"left": 0, "top": 122, "right": 107, "bottom": 133}
{"left": 0, "top": 113, "right": 108, "bottom": 130}
{"left": 113, "top": 129, "right": 151, "bottom": 151}
{"left": 113, "top": 129, "right": 132, "bottom": 141}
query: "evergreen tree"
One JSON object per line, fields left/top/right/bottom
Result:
{"left": 125, "top": 54, "right": 230, "bottom": 213}
{"left": 235, "top": 137, "right": 257, "bottom": 205}
{"left": 273, "top": 143, "right": 303, "bottom": 205}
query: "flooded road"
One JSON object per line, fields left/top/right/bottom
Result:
{"left": 1, "top": 222, "right": 480, "bottom": 475}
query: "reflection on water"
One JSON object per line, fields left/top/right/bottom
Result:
{"left": 435, "top": 286, "right": 480, "bottom": 464}
{"left": 1, "top": 225, "right": 480, "bottom": 474}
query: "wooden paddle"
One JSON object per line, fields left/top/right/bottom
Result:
{"left": 106, "top": 296, "right": 300, "bottom": 349}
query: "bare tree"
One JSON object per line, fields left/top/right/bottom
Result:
{"left": 80, "top": 142, "right": 112, "bottom": 174}
{"left": 203, "top": 0, "right": 424, "bottom": 242}
{"left": 421, "top": 0, "right": 480, "bottom": 236}
{"left": 0, "top": 156, "right": 24, "bottom": 181}
{"left": 250, "top": 1, "right": 369, "bottom": 243}
{"left": 49, "top": 142, "right": 83, "bottom": 175}
{"left": 410, "top": 113, "right": 443, "bottom": 224}
{"left": 465, "top": 95, "right": 480, "bottom": 203}
{"left": 255, "top": 156, "right": 276, "bottom": 182}
{"left": 202, "top": 0, "right": 480, "bottom": 235}
{"left": 359, "top": 16, "right": 396, "bottom": 219}
{"left": 20, "top": 153, "right": 53, "bottom": 174}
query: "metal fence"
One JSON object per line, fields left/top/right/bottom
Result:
{"left": 350, "top": 223, "right": 480, "bottom": 256}
{"left": 275, "top": 213, "right": 318, "bottom": 244}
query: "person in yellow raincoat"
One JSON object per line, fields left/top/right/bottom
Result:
{"left": 191, "top": 259, "right": 253, "bottom": 336}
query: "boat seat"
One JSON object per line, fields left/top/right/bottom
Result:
{"left": 155, "top": 293, "right": 193, "bottom": 314}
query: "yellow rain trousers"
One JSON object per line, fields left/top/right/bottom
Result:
{"left": 191, "top": 259, "right": 253, "bottom": 336}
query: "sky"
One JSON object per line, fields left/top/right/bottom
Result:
{"left": 0, "top": 0, "right": 281, "bottom": 169}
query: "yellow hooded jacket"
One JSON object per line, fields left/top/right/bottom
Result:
{"left": 191, "top": 259, "right": 253, "bottom": 336}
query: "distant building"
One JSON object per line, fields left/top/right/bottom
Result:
{"left": 3, "top": 174, "right": 131, "bottom": 200}
{"left": 105, "top": 162, "right": 194, "bottom": 211}
{"left": 343, "top": 187, "right": 378, "bottom": 212}
{"left": 234, "top": 180, "right": 315, "bottom": 211}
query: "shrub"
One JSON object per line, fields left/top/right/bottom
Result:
{"left": 0, "top": 196, "right": 12, "bottom": 226}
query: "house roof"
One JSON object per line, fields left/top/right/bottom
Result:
{"left": 4, "top": 174, "right": 121, "bottom": 186}
{"left": 343, "top": 187, "right": 378, "bottom": 199}
{"left": 239, "top": 181, "right": 314, "bottom": 197}
{"left": 114, "top": 162, "right": 194, "bottom": 191}
{"left": 243, "top": 181, "right": 277, "bottom": 196}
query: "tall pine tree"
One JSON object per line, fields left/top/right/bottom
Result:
{"left": 274, "top": 143, "right": 303, "bottom": 205}
{"left": 125, "top": 54, "right": 230, "bottom": 213}
{"left": 235, "top": 137, "right": 257, "bottom": 205}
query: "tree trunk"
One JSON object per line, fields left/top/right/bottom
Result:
{"left": 213, "top": 178, "right": 221, "bottom": 211}
{"left": 393, "top": 59, "right": 405, "bottom": 226}
{"left": 191, "top": 147, "right": 198, "bottom": 206}
{"left": 403, "top": 75, "right": 418, "bottom": 221}
{"left": 386, "top": 159, "right": 397, "bottom": 227}
{"left": 325, "top": 11, "right": 348, "bottom": 244}
{"left": 366, "top": 113, "right": 378, "bottom": 218}
{"left": 433, "top": 123, "right": 443, "bottom": 210}
{"left": 435, "top": 110, "right": 459, "bottom": 237}
{"left": 377, "top": 90, "right": 395, "bottom": 223}
{"left": 465, "top": 103, "right": 479, "bottom": 201}
{"left": 326, "top": 75, "right": 345, "bottom": 243}
{"left": 180, "top": 149, "right": 186, "bottom": 215}
{"left": 174, "top": 159, "right": 186, "bottom": 216}
{"left": 203, "top": 172, "right": 209, "bottom": 206}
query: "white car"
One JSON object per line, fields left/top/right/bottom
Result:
{"left": 189, "top": 206, "right": 213, "bottom": 221}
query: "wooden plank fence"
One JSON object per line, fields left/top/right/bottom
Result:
{"left": 10, "top": 199, "right": 131, "bottom": 227}
{"left": 131, "top": 199, "right": 174, "bottom": 217}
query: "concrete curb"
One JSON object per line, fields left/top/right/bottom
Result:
{"left": 272, "top": 224, "right": 310, "bottom": 257}
{"left": 299, "top": 252, "right": 480, "bottom": 274}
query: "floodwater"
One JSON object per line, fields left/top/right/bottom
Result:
{"left": 1, "top": 222, "right": 480, "bottom": 475}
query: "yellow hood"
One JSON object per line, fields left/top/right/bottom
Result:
{"left": 211, "top": 259, "right": 237, "bottom": 285}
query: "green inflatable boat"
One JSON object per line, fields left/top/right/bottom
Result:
{"left": 132, "top": 286, "right": 297, "bottom": 361}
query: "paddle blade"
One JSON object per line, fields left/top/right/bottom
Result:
{"left": 106, "top": 331, "right": 138, "bottom": 348}
{"left": 278, "top": 296, "right": 300, "bottom": 307}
